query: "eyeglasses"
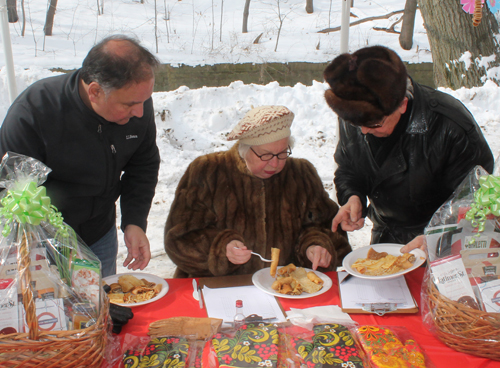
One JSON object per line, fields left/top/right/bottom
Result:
{"left": 250, "top": 146, "right": 292, "bottom": 161}
{"left": 366, "top": 115, "right": 388, "bottom": 129}
{"left": 347, "top": 115, "right": 388, "bottom": 129}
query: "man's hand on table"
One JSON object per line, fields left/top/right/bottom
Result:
{"left": 123, "top": 224, "right": 151, "bottom": 270}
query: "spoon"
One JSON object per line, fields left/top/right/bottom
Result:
{"left": 192, "top": 279, "right": 199, "bottom": 301}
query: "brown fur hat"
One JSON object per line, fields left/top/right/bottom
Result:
{"left": 323, "top": 46, "right": 407, "bottom": 127}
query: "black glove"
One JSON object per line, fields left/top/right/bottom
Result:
{"left": 109, "top": 302, "right": 134, "bottom": 334}
{"left": 104, "top": 285, "right": 134, "bottom": 334}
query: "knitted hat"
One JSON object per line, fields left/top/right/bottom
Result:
{"left": 323, "top": 45, "right": 407, "bottom": 127}
{"left": 228, "top": 105, "right": 294, "bottom": 145}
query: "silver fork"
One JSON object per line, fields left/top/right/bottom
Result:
{"left": 233, "top": 246, "right": 272, "bottom": 262}
{"left": 250, "top": 251, "right": 272, "bottom": 262}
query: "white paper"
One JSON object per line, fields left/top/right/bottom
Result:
{"left": 337, "top": 271, "right": 416, "bottom": 309}
{"left": 202, "top": 285, "right": 287, "bottom": 326}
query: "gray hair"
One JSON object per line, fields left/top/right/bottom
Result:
{"left": 238, "top": 136, "right": 295, "bottom": 159}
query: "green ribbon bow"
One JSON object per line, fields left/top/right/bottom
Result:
{"left": 0, "top": 181, "right": 69, "bottom": 237}
{"left": 465, "top": 175, "right": 500, "bottom": 236}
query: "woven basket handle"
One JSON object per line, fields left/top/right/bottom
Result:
{"left": 18, "top": 231, "right": 39, "bottom": 340}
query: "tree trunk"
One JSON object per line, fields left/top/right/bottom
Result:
{"left": 44, "top": 0, "right": 58, "bottom": 36}
{"left": 305, "top": 0, "right": 313, "bottom": 14}
{"left": 399, "top": 0, "right": 416, "bottom": 50}
{"left": 21, "top": 0, "right": 25, "bottom": 36}
{"left": 242, "top": 0, "right": 251, "bottom": 33}
{"left": 7, "top": 0, "right": 18, "bottom": 23}
{"left": 418, "top": 0, "right": 500, "bottom": 88}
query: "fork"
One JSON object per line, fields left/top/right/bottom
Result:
{"left": 233, "top": 246, "right": 272, "bottom": 262}
{"left": 250, "top": 251, "right": 272, "bottom": 262}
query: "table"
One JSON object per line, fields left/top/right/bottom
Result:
{"left": 112, "top": 268, "right": 500, "bottom": 368}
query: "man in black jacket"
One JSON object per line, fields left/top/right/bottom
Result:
{"left": 0, "top": 35, "right": 161, "bottom": 276}
{"left": 324, "top": 45, "right": 494, "bottom": 245}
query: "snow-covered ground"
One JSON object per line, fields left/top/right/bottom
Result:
{"left": 0, "top": 0, "right": 499, "bottom": 278}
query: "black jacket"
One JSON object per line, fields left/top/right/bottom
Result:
{"left": 334, "top": 80, "right": 494, "bottom": 244}
{"left": 0, "top": 70, "right": 160, "bottom": 246}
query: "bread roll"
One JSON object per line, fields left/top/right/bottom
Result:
{"left": 270, "top": 247, "right": 280, "bottom": 277}
{"left": 307, "top": 271, "right": 323, "bottom": 285}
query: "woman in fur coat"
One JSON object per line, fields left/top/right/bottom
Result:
{"left": 164, "top": 105, "right": 351, "bottom": 278}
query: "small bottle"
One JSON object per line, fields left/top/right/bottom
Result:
{"left": 234, "top": 299, "right": 245, "bottom": 329}
{"left": 72, "top": 302, "right": 96, "bottom": 330}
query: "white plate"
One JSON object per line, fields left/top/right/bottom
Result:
{"left": 103, "top": 272, "right": 169, "bottom": 307}
{"left": 252, "top": 267, "right": 332, "bottom": 299}
{"left": 342, "top": 243, "right": 426, "bottom": 280}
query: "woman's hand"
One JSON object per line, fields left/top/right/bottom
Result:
{"left": 306, "top": 245, "right": 332, "bottom": 270}
{"left": 226, "top": 240, "right": 252, "bottom": 264}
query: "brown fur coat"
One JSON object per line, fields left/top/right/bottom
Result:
{"left": 164, "top": 143, "right": 351, "bottom": 277}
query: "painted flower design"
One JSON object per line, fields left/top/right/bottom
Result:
{"left": 461, "top": 0, "right": 485, "bottom": 14}
{"left": 488, "top": 0, "right": 500, "bottom": 12}
{"left": 371, "top": 353, "right": 408, "bottom": 368}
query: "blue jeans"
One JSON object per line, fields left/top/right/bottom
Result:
{"left": 89, "top": 225, "right": 118, "bottom": 278}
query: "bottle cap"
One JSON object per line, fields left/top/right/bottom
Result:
{"left": 236, "top": 300, "right": 243, "bottom": 308}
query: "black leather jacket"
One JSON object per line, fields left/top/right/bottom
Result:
{"left": 334, "top": 81, "right": 494, "bottom": 244}
{"left": 0, "top": 70, "right": 160, "bottom": 246}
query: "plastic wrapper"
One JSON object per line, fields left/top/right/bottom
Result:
{"left": 352, "top": 325, "right": 434, "bottom": 368}
{"left": 121, "top": 335, "right": 194, "bottom": 368}
{"left": 0, "top": 152, "right": 112, "bottom": 367}
{"left": 421, "top": 164, "right": 500, "bottom": 360}
{"left": 208, "top": 320, "right": 364, "bottom": 368}
{"left": 118, "top": 317, "right": 223, "bottom": 367}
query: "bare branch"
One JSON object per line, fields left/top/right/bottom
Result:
{"left": 318, "top": 9, "right": 404, "bottom": 33}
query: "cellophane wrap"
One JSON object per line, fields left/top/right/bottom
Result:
{"left": 0, "top": 152, "right": 106, "bottom": 337}
{"left": 208, "top": 320, "right": 365, "bottom": 368}
{"left": 421, "top": 164, "right": 500, "bottom": 357}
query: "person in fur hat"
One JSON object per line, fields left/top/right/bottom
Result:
{"left": 164, "top": 105, "right": 351, "bottom": 277}
{"left": 324, "top": 45, "right": 494, "bottom": 247}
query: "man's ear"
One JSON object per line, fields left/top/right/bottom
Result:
{"left": 398, "top": 97, "right": 409, "bottom": 114}
{"left": 87, "top": 82, "right": 103, "bottom": 102}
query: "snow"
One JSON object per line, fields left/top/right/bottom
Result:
{"left": 0, "top": 0, "right": 499, "bottom": 278}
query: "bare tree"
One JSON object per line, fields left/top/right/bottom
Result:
{"left": 220, "top": 0, "right": 224, "bottom": 41}
{"left": 164, "top": 0, "right": 170, "bottom": 43}
{"left": 155, "top": 0, "right": 158, "bottom": 52}
{"left": 399, "top": 0, "right": 417, "bottom": 50}
{"left": 21, "top": 0, "right": 25, "bottom": 36}
{"left": 273, "top": 0, "right": 293, "bottom": 52}
{"left": 7, "top": 0, "right": 18, "bottom": 23}
{"left": 243, "top": 0, "right": 251, "bottom": 33}
{"left": 44, "top": 0, "right": 57, "bottom": 36}
{"left": 418, "top": 0, "right": 500, "bottom": 88}
{"left": 211, "top": 0, "right": 214, "bottom": 50}
{"left": 305, "top": 0, "right": 313, "bottom": 14}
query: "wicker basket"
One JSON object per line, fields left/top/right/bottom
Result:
{"left": 425, "top": 279, "right": 500, "bottom": 360}
{"left": 0, "top": 235, "right": 109, "bottom": 368}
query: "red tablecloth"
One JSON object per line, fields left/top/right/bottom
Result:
{"left": 110, "top": 268, "right": 500, "bottom": 368}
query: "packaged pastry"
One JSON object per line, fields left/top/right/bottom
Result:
{"left": 430, "top": 254, "right": 479, "bottom": 309}
{"left": 355, "top": 325, "right": 432, "bottom": 368}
